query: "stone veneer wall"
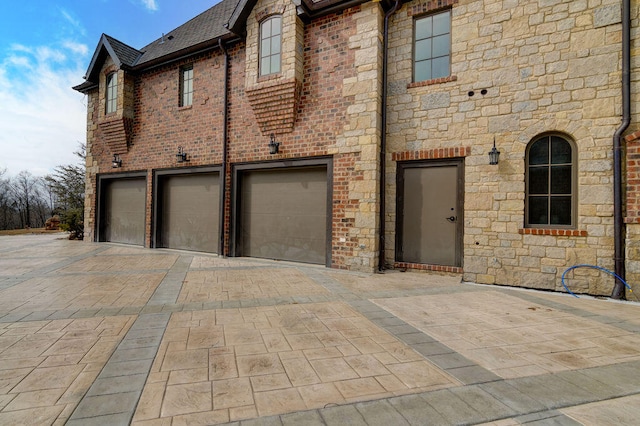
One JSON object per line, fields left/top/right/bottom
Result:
{"left": 386, "top": 0, "right": 628, "bottom": 295}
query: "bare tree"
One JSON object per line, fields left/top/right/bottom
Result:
{"left": 10, "top": 171, "right": 43, "bottom": 228}
{"left": 0, "top": 144, "right": 86, "bottom": 232}
{"left": 0, "top": 169, "right": 16, "bottom": 229}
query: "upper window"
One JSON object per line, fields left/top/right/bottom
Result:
{"left": 414, "top": 10, "right": 451, "bottom": 82}
{"left": 180, "top": 65, "right": 194, "bottom": 107}
{"left": 260, "top": 15, "right": 282, "bottom": 76}
{"left": 105, "top": 72, "right": 118, "bottom": 114}
{"left": 526, "top": 135, "right": 576, "bottom": 228}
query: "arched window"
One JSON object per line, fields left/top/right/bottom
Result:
{"left": 525, "top": 134, "right": 576, "bottom": 227}
{"left": 105, "top": 72, "right": 118, "bottom": 114}
{"left": 260, "top": 15, "right": 281, "bottom": 76}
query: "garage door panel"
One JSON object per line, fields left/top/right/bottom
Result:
{"left": 160, "top": 173, "right": 219, "bottom": 253}
{"left": 103, "top": 178, "right": 146, "bottom": 246}
{"left": 241, "top": 167, "right": 327, "bottom": 264}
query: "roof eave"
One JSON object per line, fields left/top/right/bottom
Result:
{"left": 133, "top": 33, "right": 240, "bottom": 72}
{"left": 72, "top": 80, "right": 98, "bottom": 94}
{"left": 295, "top": 0, "right": 387, "bottom": 19}
{"left": 225, "top": 0, "right": 255, "bottom": 36}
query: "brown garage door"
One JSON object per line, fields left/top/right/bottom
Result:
{"left": 240, "top": 167, "right": 327, "bottom": 264}
{"left": 103, "top": 178, "right": 146, "bottom": 245}
{"left": 158, "top": 173, "right": 219, "bottom": 253}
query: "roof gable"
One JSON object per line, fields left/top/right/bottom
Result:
{"left": 83, "top": 34, "right": 142, "bottom": 83}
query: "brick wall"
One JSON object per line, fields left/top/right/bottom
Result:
{"left": 84, "top": 3, "right": 384, "bottom": 271}
{"left": 226, "top": 5, "right": 370, "bottom": 268}
{"left": 626, "top": 136, "right": 640, "bottom": 288}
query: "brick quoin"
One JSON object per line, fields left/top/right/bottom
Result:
{"left": 626, "top": 137, "right": 640, "bottom": 224}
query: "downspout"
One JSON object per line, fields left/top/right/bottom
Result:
{"left": 379, "top": 0, "right": 402, "bottom": 272}
{"left": 611, "top": 0, "right": 631, "bottom": 300}
{"left": 219, "top": 39, "right": 230, "bottom": 257}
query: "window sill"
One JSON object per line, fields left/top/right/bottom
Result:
{"left": 407, "top": 75, "right": 458, "bottom": 89}
{"left": 519, "top": 228, "right": 587, "bottom": 237}
{"left": 178, "top": 105, "right": 193, "bottom": 111}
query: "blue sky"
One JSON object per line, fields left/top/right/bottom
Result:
{"left": 0, "top": 0, "right": 221, "bottom": 177}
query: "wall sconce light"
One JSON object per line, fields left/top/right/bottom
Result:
{"left": 176, "top": 146, "right": 189, "bottom": 163}
{"left": 112, "top": 154, "right": 122, "bottom": 168}
{"left": 268, "top": 133, "right": 280, "bottom": 155}
{"left": 488, "top": 138, "right": 500, "bottom": 165}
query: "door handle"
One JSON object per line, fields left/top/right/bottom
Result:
{"left": 446, "top": 216, "right": 457, "bottom": 222}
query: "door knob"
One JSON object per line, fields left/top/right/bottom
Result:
{"left": 446, "top": 216, "right": 456, "bottom": 222}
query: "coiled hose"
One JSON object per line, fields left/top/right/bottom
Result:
{"left": 561, "top": 264, "right": 632, "bottom": 298}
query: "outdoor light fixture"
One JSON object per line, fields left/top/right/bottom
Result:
{"left": 176, "top": 146, "right": 189, "bottom": 163}
{"left": 112, "top": 154, "right": 122, "bottom": 168}
{"left": 268, "top": 133, "right": 280, "bottom": 155}
{"left": 488, "top": 138, "right": 500, "bottom": 165}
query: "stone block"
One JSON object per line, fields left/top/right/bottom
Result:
{"left": 594, "top": 5, "right": 622, "bottom": 28}
{"left": 422, "top": 92, "right": 451, "bottom": 110}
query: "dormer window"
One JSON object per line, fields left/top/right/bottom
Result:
{"left": 106, "top": 72, "right": 118, "bottom": 114}
{"left": 259, "top": 15, "right": 282, "bottom": 76}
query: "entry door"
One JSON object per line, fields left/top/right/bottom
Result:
{"left": 397, "top": 161, "right": 462, "bottom": 266}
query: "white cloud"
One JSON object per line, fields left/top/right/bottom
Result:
{"left": 63, "top": 41, "right": 89, "bottom": 57}
{"left": 0, "top": 43, "right": 87, "bottom": 177}
{"left": 141, "top": 0, "right": 159, "bottom": 11}
{"left": 59, "top": 8, "right": 86, "bottom": 36}
{"left": 36, "top": 46, "right": 67, "bottom": 64}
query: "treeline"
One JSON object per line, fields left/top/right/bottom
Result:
{"left": 0, "top": 145, "right": 85, "bottom": 238}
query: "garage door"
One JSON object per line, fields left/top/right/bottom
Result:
{"left": 102, "top": 178, "right": 146, "bottom": 245}
{"left": 158, "top": 173, "right": 219, "bottom": 253}
{"left": 239, "top": 167, "right": 327, "bottom": 264}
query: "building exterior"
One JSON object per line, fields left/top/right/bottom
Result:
{"left": 75, "top": 0, "right": 639, "bottom": 297}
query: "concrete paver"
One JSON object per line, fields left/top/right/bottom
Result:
{"left": 0, "top": 233, "right": 639, "bottom": 425}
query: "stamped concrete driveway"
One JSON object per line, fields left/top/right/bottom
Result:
{"left": 0, "top": 233, "right": 639, "bottom": 425}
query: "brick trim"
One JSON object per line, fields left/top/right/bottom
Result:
{"left": 103, "top": 65, "right": 117, "bottom": 76}
{"left": 519, "top": 228, "right": 587, "bottom": 237}
{"left": 98, "top": 117, "right": 132, "bottom": 154}
{"left": 624, "top": 130, "right": 640, "bottom": 142}
{"left": 394, "top": 262, "right": 462, "bottom": 274}
{"left": 256, "top": 5, "right": 286, "bottom": 22}
{"left": 408, "top": 75, "right": 458, "bottom": 89}
{"left": 407, "top": 0, "right": 459, "bottom": 16}
{"left": 392, "top": 146, "right": 470, "bottom": 162}
{"left": 245, "top": 78, "right": 301, "bottom": 135}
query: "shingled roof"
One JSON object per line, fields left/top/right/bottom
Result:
{"left": 105, "top": 34, "right": 143, "bottom": 67}
{"left": 136, "top": 0, "right": 239, "bottom": 66}
{"left": 74, "top": 0, "right": 239, "bottom": 92}
{"left": 74, "top": 0, "right": 376, "bottom": 93}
